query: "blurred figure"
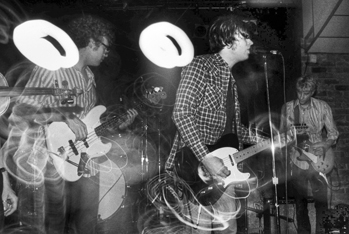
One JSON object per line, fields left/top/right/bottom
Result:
{"left": 1, "top": 14, "right": 136, "bottom": 234}
{"left": 0, "top": 72, "right": 18, "bottom": 232}
{"left": 280, "top": 75, "right": 339, "bottom": 234}
{"left": 0, "top": 151, "right": 18, "bottom": 232}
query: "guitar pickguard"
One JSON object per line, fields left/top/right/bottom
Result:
{"left": 46, "top": 105, "right": 112, "bottom": 181}
{"left": 291, "top": 136, "right": 335, "bottom": 175}
{"left": 174, "top": 133, "right": 249, "bottom": 205}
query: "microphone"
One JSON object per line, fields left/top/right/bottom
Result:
{"left": 251, "top": 47, "right": 280, "bottom": 55}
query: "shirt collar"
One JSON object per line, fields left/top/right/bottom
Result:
{"left": 294, "top": 97, "right": 317, "bottom": 111}
{"left": 85, "top": 66, "right": 96, "bottom": 86}
{"left": 213, "top": 53, "right": 229, "bottom": 67}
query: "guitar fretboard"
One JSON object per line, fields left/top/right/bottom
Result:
{"left": 94, "top": 113, "right": 127, "bottom": 137}
{"left": 233, "top": 139, "right": 273, "bottom": 163}
{"left": 0, "top": 87, "right": 56, "bottom": 97}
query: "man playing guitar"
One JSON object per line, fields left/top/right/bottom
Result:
{"left": 1, "top": 15, "right": 136, "bottom": 234}
{"left": 279, "top": 75, "right": 339, "bottom": 234}
{"left": 165, "top": 14, "right": 269, "bottom": 234}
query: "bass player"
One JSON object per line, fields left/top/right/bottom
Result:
{"left": 1, "top": 14, "right": 137, "bottom": 234}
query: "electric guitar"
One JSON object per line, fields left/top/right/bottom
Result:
{"left": 174, "top": 133, "right": 289, "bottom": 206}
{"left": 45, "top": 105, "right": 138, "bottom": 182}
{"left": 291, "top": 135, "right": 334, "bottom": 175}
{"left": 0, "top": 73, "right": 83, "bottom": 115}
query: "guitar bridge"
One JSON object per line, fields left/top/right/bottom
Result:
{"left": 303, "top": 143, "right": 310, "bottom": 152}
{"left": 57, "top": 146, "right": 68, "bottom": 160}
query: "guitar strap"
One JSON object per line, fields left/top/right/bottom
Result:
{"left": 232, "top": 81, "right": 238, "bottom": 136}
{"left": 293, "top": 102, "right": 304, "bottom": 147}
{"left": 292, "top": 102, "right": 309, "bottom": 172}
{"left": 223, "top": 75, "right": 237, "bottom": 136}
{"left": 293, "top": 102, "right": 308, "bottom": 141}
{"left": 294, "top": 101, "right": 300, "bottom": 125}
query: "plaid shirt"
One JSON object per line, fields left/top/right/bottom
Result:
{"left": 165, "top": 53, "right": 267, "bottom": 171}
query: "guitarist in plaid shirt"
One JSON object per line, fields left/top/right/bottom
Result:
{"left": 165, "top": 14, "right": 268, "bottom": 234}
{"left": 280, "top": 75, "right": 339, "bottom": 234}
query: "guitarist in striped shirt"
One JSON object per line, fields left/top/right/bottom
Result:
{"left": 1, "top": 14, "right": 135, "bottom": 234}
{"left": 279, "top": 75, "right": 339, "bottom": 234}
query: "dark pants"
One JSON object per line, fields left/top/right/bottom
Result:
{"left": 17, "top": 162, "right": 100, "bottom": 234}
{"left": 17, "top": 162, "right": 66, "bottom": 234}
{"left": 0, "top": 172, "right": 4, "bottom": 232}
{"left": 290, "top": 164, "right": 328, "bottom": 234}
{"left": 65, "top": 174, "right": 100, "bottom": 234}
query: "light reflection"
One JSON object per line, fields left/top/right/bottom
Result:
{"left": 0, "top": 2, "right": 292, "bottom": 233}
{"left": 144, "top": 173, "right": 250, "bottom": 233}
{"left": 13, "top": 20, "right": 79, "bottom": 71}
{"left": 139, "top": 22, "right": 194, "bottom": 69}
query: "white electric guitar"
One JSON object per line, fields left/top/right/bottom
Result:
{"left": 174, "top": 132, "right": 291, "bottom": 205}
{"left": 45, "top": 105, "right": 136, "bottom": 181}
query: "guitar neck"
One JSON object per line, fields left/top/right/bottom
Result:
{"left": 233, "top": 138, "right": 273, "bottom": 163}
{"left": 0, "top": 87, "right": 57, "bottom": 97}
{"left": 95, "top": 113, "right": 127, "bottom": 137}
{"left": 233, "top": 128, "right": 294, "bottom": 163}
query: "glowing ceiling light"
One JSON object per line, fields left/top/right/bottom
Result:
{"left": 13, "top": 20, "right": 79, "bottom": 71}
{"left": 139, "top": 21, "right": 194, "bottom": 69}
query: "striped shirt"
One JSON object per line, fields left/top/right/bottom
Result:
{"left": 281, "top": 97, "right": 339, "bottom": 144}
{"left": 165, "top": 53, "right": 267, "bottom": 171}
{"left": 17, "top": 66, "right": 96, "bottom": 116}
{"left": 15, "top": 65, "right": 97, "bottom": 175}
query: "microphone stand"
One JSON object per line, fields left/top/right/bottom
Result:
{"left": 262, "top": 54, "right": 281, "bottom": 234}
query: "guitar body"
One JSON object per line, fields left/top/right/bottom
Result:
{"left": 46, "top": 105, "right": 112, "bottom": 181}
{"left": 308, "top": 147, "right": 334, "bottom": 174}
{"left": 199, "top": 147, "right": 250, "bottom": 186}
{"left": 174, "top": 134, "right": 250, "bottom": 205}
{"left": 291, "top": 142, "right": 334, "bottom": 174}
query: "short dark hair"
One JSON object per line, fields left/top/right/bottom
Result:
{"left": 208, "top": 14, "right": 252, "bottom": 53}
{"left": 66, "top": 14, "right": 115, "bottom": 49}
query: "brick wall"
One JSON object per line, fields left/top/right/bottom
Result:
{"left": 301, "top": 48, "right": 349, "bottom": 205}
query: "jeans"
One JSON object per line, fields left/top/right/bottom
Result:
{"left": 65, "top": 174, "right": 100, "bottom": 234}
{"left": 17, "top": 162, "right": 66, "bottom": 234}
{"left": 17, "top": 162, "right": 100, "bottom": 234}
{"left": 290, "top": 164, "right": 327, "bottom": 234}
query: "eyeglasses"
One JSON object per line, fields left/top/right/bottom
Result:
{"left": 99, "top": 41, "right": 110, "bottom": 53}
